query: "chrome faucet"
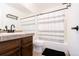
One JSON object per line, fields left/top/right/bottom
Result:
{"left": 11, "top": 24, "right": 15, "bottom": 31}
{"left": 4, "top": 24, "right": 15, "bottom": 33}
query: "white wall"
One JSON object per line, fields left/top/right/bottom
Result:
{"left": 0, "top": 4, "right": 25, "bottom": 30}
{"left": 66, "top": 4, "right": 79, "bottom": 56}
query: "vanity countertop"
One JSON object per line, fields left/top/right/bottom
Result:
{"left": 0, "top": 32, "right": 34, "bottom": 42}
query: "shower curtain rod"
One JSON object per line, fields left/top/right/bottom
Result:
{"left": 20, "top": 3, "right": 71, "bottom": 19}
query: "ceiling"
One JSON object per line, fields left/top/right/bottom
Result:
{"left": 7, "top": 3, "right": 62, "bottom": 15}
{"left": 22, "top": 3, "right": 62, "bottom": 13}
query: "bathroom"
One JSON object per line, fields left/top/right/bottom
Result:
{"left": 0, "top": 2, "right": 79, "bottom": 57}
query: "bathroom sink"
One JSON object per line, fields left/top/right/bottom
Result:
{"left": 0, "top": 32, "right": 34, "bottom": 42}
{"left": 0, "top": 33, "right": 22, "bottom": 41}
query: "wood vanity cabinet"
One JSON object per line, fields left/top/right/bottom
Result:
{"left": 0, "top": 36, "right": 33, "bottom": 56}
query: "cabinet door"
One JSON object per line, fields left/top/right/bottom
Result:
{"left": 21, "top": 36, "right": 33, "bottom": 56}
{"left": 22, "top": 43, "right": 32, "bottom": 56}
{"left": 0, "top": 39, "right": 21, "bottom": 56}
{"left": 1, "top": 48, "right": 20, "bottom": 56}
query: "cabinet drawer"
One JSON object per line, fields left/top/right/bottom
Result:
{"left": 0, "top": 39, "right": 20, "bottom": 55}
{"left": 22, "top": 36, "right": 32, "bottom": 44}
